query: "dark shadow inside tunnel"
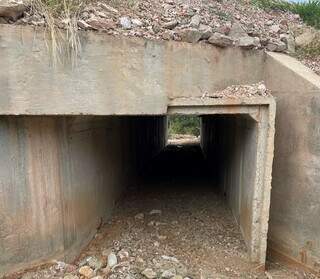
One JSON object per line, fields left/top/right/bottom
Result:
{"left": 109, "top": 113, "right": 262, "bottom": 275}
{"left": 119, "top": 113, "right": 259, "bottom": 257}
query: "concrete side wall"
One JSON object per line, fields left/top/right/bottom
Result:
{"left": 0, "top": 116, "right": 166, "bottom": 276}
{"left": 0, "top": 25, "right": 264, "bottom": 115}
{"left": 201, "top": 108, "right": 275, "bottom": 266}
{"left": 201, "top": 115, "right": 257, "bottom": 255}
{"left": 265, "top": 53, "right": 320, "bottom": 274}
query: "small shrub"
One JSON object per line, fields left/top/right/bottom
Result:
{"left": 168, "top": 116, "right": 200, "bottom": 136}
{"left": 251, "top": 0, "right": 292, "bottom": 11}
{"left": 252, "top": 0, "right": 320, "bottom": 29}
{"left": 291, "top": 0, "right": 320, "bottom": 29}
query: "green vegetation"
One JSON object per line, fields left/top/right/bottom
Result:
{"left": 252, "top": 0, "right": 320, "bottom": 29}
{"left": 292, "top": 1, "right": 320, "bottom": 29}
{"left": 168, "top": 116, "right": 200, "bottom": 136}
{"left": 251, "top": 0, "right": 291, "bottom": 11}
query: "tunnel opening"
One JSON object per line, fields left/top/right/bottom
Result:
{"left": 0, "top": 98, "right": 274, "bottom": 277}
{"left": 113, "top": 113, "right": 263, "bottom": 275}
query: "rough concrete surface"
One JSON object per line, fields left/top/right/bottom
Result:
{"left": 0, "top": 116, "right": 166, "bottom": 276}
{"left": 0, "top": 23, "right": 320, "bottom": 276}
{"left": 0, "top": 25, "right": 264, "bottom": 115}
{"left": 265, "top": 52, "right": 320, "bottom": 274}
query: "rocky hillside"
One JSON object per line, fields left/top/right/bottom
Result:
{"left": 0, "top": 0, "right": 320, "bottom": 74}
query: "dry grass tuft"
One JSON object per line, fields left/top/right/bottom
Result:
{"left": 31, "top": 0, "right": 85, "bottom": 66}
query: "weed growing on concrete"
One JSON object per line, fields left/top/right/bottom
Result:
{"left": 31, "top": 0, "right": 84, "bottom": 66}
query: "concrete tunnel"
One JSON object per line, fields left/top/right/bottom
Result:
{"left": 0, "top": 98, "right": 275, "bottom": 276}
{"left": 12, "top": 24, "right": 320, "bottom": 275}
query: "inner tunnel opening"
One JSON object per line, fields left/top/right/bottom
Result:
{"left": 102, "top": 113, "right": 261, "bottom": 276}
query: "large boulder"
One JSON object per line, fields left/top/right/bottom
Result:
{"left": 208, "top": 32, "right": 234, "bottom": 47}
{"left": 177, "top": 28, "right": 202, "bottom": 43}
{"left": 0, "top": 0, "right": 27, "bottom": 21}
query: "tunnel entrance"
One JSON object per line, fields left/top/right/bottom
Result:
{"left": 0, "top": 97, "right": 275, "bottom": 277}
{"left": 124, "top": 104, "right": 275, "bottom": 271}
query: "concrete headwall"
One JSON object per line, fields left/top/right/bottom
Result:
{"left": 1, "top": 23, "right": 320, "bottom": 275}
{"left": 0, "top": 25, "right": 264, "bottom": 115}
{"left": 0, "top": 116, "right": 166, "bottom": 276}
{"left": 265, "top": 53, "right": 320, "bottom": 273}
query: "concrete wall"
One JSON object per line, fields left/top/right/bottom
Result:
{"left": 202, "top": 115, "right": 258, "bottom": 246}
{"left": 265, "top": 53, "right": 320, "bottom": 273}
{"left": 0, "top": 25, "right": 264, "bottom": 115}
{"left": 1, "top": 23, "right": 320, "bottom": 275}
{"left": 0, "top": 116, "right": 166, "bottom": 276}
{"left": 195, "top": 101, "right": 275, "bottom": 267}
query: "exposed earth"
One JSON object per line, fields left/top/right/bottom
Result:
{"left": 1, "top": 0, "right": 320, "bottom": 74}
{"left": 3, "top": 143, "right": 318, "bottom": 279}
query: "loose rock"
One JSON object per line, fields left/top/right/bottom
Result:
{"left": 63, "top": 275, "right": 79, "bottom": 279}
{"left": 107, "top": 252, "right": 118, "bottom": 268}
{"left": 141, "top": 268, "right": 157, "bottom": 279}
{"left": 189, "top": 14, "right": 200, "bottom": 28}
{"left": 229, "top": 22, "right": 247, "bottom": 39}
{"left": 78, "top": 266, "right": 94, "bottom": 278}
{"left": 132, "top": 18, "right": 143, "bottom": 27}
{"left": 199, "top": 24, "right": 213, "bottom": 40}
{"left": 208, "top": 33, "right": 234, "bottom": 47}
{"left": 86, "top": 18, "right": 116, "bottom": 30}
{"left": 119, "top": 16, "right": 132, "bottom": 29}
{"left": 237, "top": 36, "right": 260, "bottom": 48}
{"left": 149, "top": 209, "right": 162, "bottom": 215}
{"left": 267, "top": 39, "right": 287, "bottom": 52}
{"left": 163, "top": 20, "right": 178, "bottom": 30}
{"left": 161, "top": 268, "right": 176, "bottom": 278}
{"left": 280, "top": 34, "right": 295, "bottom": 53}
{"left": 87, "top": 256, "right": 103, "bottom": 270}
{"left": 135, "top": 213, "right": 144, "bottom": 219}
{"left": 0, "top": 0, "right": 27, "bottom": 21}
{"left": 178, "top": 28, "right": 202, "bottom": 43}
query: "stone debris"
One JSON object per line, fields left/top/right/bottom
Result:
{"left": 201, "top": 82, "right": 270, "bottom": 99}
{"left": 12, "top": 167, "right": 319, "bottom": 279}
{"left": 177, "top": 28, "right": 202, "bottom": 43}
{"left": 134, "top": 212, "right": 144, "bottom": 220}
{"left": 78, "top": 265, "right": 94, "bottom": 277}
{"left": 0, "top": 0, "right": 26, "bottom": 21}
{"left": 237, "top": 36, "right": 260, "bottom": 49}
{"left": 208, "top": 32, "right": 234, "bottom": 47}
{"left": 141, "top": 268, "right": 157, "bottom": 278}
{"left": 161, "top": 267, "right": 176, "bottom": 278}
{"left": 107, "top": 252, "right": 118, "bottom": 268}
{"left": 119, "top": 16, "right": 132, "bottom": 30}
{"left": 149, "top": 209, "right": 162, "bottom": 215}
{"left": 0, "top": 0, "right": 303, "bottom": 53}
{"left": 161, "top": 255, "right": 179, "bottom": 263}
{"left": 63, "top": 275, "right": 79, "bottom": 279}
{"left": 2, "top": 0, "right": 320, "bottom": 74}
